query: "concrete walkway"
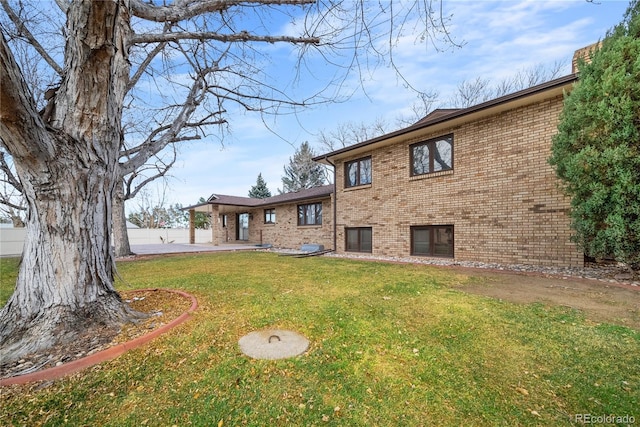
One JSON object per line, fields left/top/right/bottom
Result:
{"left": 130, "top": 243, "right": 263, "bottom": 256}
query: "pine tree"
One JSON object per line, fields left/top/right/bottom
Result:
{"left": 193, "top": 197, "right": 211, "bottom": 229}
{"left": 248, "top": 173, "right": 272, "bottom": 199}
{"left": 550, "top": 1, "right": 640, "bottom": 269}
{"left": 280, "top": 142, "right": 326, "bottom": 193}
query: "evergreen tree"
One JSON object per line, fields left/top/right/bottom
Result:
{"left": 193, "top": 197, "right": 211, "bottom": 229}
{"left": 550, "top": 1, "right": 640, "bottom": 269}
{"left": 248, "top": 173, "right": 272, "bottom": 199}
{"left": 280, "top": 141, "right": 326, "bottom": 193}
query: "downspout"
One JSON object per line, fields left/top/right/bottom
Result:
{"left": 324, "top": 156, "right": 337, "bottom": 252}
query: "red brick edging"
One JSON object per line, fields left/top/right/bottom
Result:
{"left": 0, "top": 289, "right": 198, "bottom": 386}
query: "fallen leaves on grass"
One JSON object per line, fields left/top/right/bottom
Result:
{"left": 0, "top": 289, "right": 192, "bottom": 380}
{"left": 113, "top": 289, "right": 192, "bottom": 344}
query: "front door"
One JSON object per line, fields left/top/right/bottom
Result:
{"left": 237, "top": 213, "right": 249, "bottom": 241}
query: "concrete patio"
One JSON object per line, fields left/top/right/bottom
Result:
{"left": 129, "top": 243, "right": 263, "bottom": 256}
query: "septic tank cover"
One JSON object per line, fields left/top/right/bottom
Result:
{"left": 238, "top": 329, "right": 309, "bottom": 360}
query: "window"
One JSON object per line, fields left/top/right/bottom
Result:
{"left": 345, "top": 157, "right": 372, "bottom": 188}
{"left": 345, "top": 227, "right": 372, "bottom": 253}
{"left": 264, "top": 208, "right": 275, "bottom": 224}
{"left": 410, "top": 134, "right": 453, "bottom": 176}
{"left": 411, "top": 225, "right": 454, "bottom": 257}
{"left": 298, "top": 202, "right": 322, "bottom": 226}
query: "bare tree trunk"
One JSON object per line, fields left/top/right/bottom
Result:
{"left": 0, "top": 1, "right": 142, "bottom": 364}
{"left": 113, "top": 182, "right": 133, "bottom": 257}
{"left": 0, "top": 148, "right": 139, "bottom": 362}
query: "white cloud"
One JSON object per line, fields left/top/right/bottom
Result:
{"left": 343, "top": 0, "right": 622, "bottom": 109}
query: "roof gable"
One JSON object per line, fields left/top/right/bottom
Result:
{"left": 414, "top": 109, "right": 461, "bottom": 124}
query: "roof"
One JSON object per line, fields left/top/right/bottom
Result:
{"left": 257, "top": 184, "right": 334, "bottom": 205}
{"left": 414, "top": 109, "right": 462, "bottom": 124}
{"left": 183, "top": 184, "right": 334, "bottom": 212}
{"left": 206, "top": 194, "right": 262, "bottom": 207}
{"left": 313, "top": 74, "right": 578, "bottom": 164}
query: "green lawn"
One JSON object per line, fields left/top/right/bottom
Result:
{"left": 1, "top": 252, "right": 639, "bottom": 426}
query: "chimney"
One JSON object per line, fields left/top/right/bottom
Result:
{"left": 572, "top": 42, "right": 602, "bottom": 73}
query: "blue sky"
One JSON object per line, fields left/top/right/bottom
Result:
{"left": 151, "top": 0, "right": 630, "bottom": 210}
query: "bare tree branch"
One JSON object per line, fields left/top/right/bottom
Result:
{"left": 0, "top": 199, "right": 25, "bottom": 211}
{"left": 0, "top": 151, "right": 22, "bottom": 193}
{"left": 124, "top": 148, "right": 178, "bottom": 200}
{"left": 131, "top": 31, "right": 320, "bottom": 45}
{"left": 0, "top": 0, "right": 63, "bottom": 76}
{"left": 130, "top": 0, "right": 315, "bottom": 22}
{"left": 0, "top": 33, "right": 55, "bottom": 163}
{"left": 120, "top": 66, "right": 214, "bottom": 175}
{"left": 128, "top": 41, "right": 168, "bottom": 92}
{"left": 0, "top": 146, "right": 26, "bottom": 223}
{"left": 317, "top": 118, "right": 388, "bottom": 152}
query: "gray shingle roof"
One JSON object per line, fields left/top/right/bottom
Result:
{"left": 183, "top": 184, "right": 333, "bottom": 211}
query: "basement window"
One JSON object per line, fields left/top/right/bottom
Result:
{"left": 411, "top": 225, "right": 454, "bottom": 257}
{"left": 345, "top": 227, "right": 372, "bottom": 253}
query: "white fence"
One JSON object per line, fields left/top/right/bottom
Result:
{"left": 0, "top": 228, "right": 213, "bottom": 257}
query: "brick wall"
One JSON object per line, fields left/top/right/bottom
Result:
{"left": 210, "top": 198, "right": 333, "bottom": 250}
{"left": 334, "top": 95, "right": 583, "bottom": 267}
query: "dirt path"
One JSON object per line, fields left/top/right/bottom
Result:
{"left": 453, "top": 267, "right": 640, "bottom": 329}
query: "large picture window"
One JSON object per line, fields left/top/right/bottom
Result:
{"left": 298, "top": 202, "right": 322, "bottom": 226}
{"left": 410, "top": 134, "right": 453, "bottom": 176}
{"left": 411, "top": 225, "right": 454, "bottom": 257}
{"left": 345, "top": 227, "right": 372, "bottom": 253}
{"left": 345, "top": 157, "right": 372, "bottom": 188}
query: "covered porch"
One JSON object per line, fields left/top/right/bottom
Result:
{"left": 184, "top": 198, "right": 260, "bottom": 246}
{"left": 183, "top": 185, "right": 335, "bottom": 250}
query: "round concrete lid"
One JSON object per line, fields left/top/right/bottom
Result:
{"left": 238, "top": 329, "right": 309, "bottom": 360}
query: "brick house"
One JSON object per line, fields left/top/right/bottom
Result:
{"left": 190, "top": 47, "right": 597, "bottom": 267}
{"left": 314, "top": 74, "right": 584, "bottom": 267}
{"left": 186, "top": 185, "right": 334, "bottom": 250}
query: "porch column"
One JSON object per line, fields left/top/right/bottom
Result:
{"left": 210, "top": 205, "right": 217, "bottom": 245}
{"left": 189, "top": 209, "right": 195, "bottom": 244}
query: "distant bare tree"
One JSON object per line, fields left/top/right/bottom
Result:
{"left": 494, "top": 61, "right": 566, "bottom": 97}
{"left": 395, "top": 90, "right": 441, "bottom": 127}
{"left": 0, "top": 152, "right": 25, "bottom": 227}
{"left": 113, "top": 147, "right": 180, "bottom": 257}
{"left": 448, "top": 76, "right": 493, "bottom": 108}
{"left": 317, "top": 118, "right": 389, "bottom": 152}
{"left": 448, "top": 61, "right": 567, "bottom": 107}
